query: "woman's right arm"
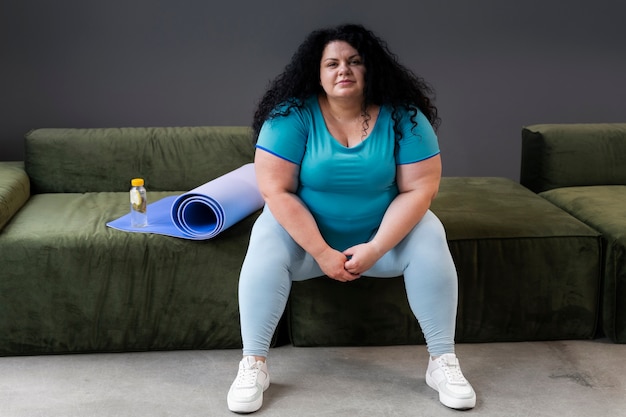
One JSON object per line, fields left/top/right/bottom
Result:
{"left": 254, "top": 149, "right": 358, "bottom": 282}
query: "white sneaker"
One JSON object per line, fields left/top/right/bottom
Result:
{"left": 227, "top": 356, "right": 270, "bottom": 413}
{"left": 425, "top": 353, "right": 476, "bottom": 410}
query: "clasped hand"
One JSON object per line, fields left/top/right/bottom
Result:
{"left": 315, "top": 242, "right": 382, "bottom": 283}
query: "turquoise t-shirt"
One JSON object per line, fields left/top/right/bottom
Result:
{"left": 256, "top": 96, "right": 440, "bottom": 251}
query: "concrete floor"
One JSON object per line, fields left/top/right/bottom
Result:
{"left": 1, "top": 339, "right": 625, "bottom": 417}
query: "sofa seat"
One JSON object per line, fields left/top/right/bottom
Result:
{"left": 287, "top": 177, "right": 602, "bottom": 347}
{"left": 0, "top": 190, "right": 259, "bottom": 355}
{"left": 539, "top": 185, "right": 626, "bottom": 343}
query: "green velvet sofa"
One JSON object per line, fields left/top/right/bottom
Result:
{"left": 0, "top": 127, "right": 258, "bottom": 356}
{"left": 0, "top": 126, "right": 604, "bottom": 356}
{"left": 521, "top": 123, "right": 626, "bottom": 343}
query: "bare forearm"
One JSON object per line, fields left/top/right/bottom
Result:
{"left": 369, "top": 191, "right": 433, "bottom": 255}
{"left": 264, "top": 193, "right": 330, "bottom": 258}
{"left": 368, "top": 156, "right": 442, "bottom": 256}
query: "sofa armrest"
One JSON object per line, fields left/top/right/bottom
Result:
{"left": 0, "top": 161, "right": 30, "bottom": 231}
{"left": 521, "top": 123, "right": 626, "bottom": 193}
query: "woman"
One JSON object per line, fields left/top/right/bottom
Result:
{"left": 227, "top": 23, "right": 476, "bottom": 413}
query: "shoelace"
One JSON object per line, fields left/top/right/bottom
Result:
{"left": 440, "top": 358, "right": 468, "bottom": 385}
{"left": 235, "top": 363, "right": 260, "bottom": 388}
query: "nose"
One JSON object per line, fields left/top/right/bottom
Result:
{"left": 339, "top": 62, "right": 351, "bottom": 75}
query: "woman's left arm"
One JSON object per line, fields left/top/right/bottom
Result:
{"left": 343, "top": 154, "right": 442, "bottom": 275}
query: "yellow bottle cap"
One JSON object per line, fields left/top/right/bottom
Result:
{"left": 131, "top": 178, "right": 144, "bottom": 187}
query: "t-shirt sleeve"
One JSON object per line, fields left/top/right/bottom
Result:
{"left": 255, "top": 109, "right": 309, "bottom": 165}
{"left": 395, "top": 109, "right": 440, "bottom": 164}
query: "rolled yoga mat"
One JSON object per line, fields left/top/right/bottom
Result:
{"left": 106, "top": 163, "right": 264, "bottom": 240}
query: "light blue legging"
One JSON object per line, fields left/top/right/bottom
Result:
{"left": 239, "top": 206, "right": 458, "bottom": 358}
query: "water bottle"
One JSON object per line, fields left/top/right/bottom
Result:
{"left": 130, "top": 178, "right": 148, "bottom": 227}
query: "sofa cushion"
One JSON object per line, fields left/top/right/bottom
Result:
{"left": 0, "top": 191, "right": 260, "bottom": 355}
{"left": 288, "top": 177, "right": 602, "bottom": 347}
{"left": 521, "top": 123, "right": 626, "bottom": 193}
{"left": 540, "top": 185, "right": 626, "bottom": 343}
{"left": 24, "top": 127, "right": 255, "bottom": 194}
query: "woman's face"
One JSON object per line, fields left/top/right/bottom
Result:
{"left": 319, "top": 41, "right": 366, "bottom": 101}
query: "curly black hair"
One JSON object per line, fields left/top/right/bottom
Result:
{"left": 252, "top": 23, "right": 440, "bottom": 143}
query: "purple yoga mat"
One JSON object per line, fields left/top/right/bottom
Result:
{"left": 106, "top": 163, "right": 264, "bottom": 240}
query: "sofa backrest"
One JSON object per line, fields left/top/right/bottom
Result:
{"left": 520, "top": 123, "right": 626, "bottom": 193}
{"left": 25, "top": 126, "right": 255, "bottom": 193}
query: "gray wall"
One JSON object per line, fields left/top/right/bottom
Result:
{"left": 2, "top": 0, "right": 625, "bottom": 180}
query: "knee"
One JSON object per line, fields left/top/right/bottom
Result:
{"left": 410, "top": 211, "right": 448, "bottom": 246}
{"left": 240, "top": 211, "right": 301, "bottom": 280}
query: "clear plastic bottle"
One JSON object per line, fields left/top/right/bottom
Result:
{"left": 130, "top": 178, "right": 148, "bottom": 227}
